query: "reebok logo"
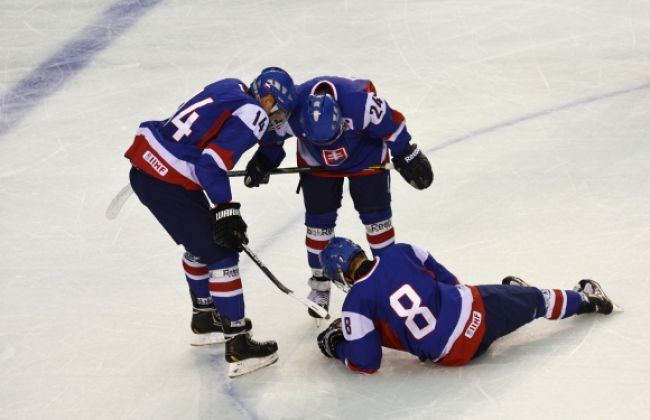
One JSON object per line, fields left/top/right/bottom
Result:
{"left": 367, "top": 220, "right": 392, "bottom": 233}
{"left": 143, "top": 151, "right": 168, "bottom": 176}
{"left": 221, "top": 268, "right": 240, "bottom": 278}
{"left": 464, "top": 310, "right": 482, "bottom": 338}
{"left": 403, "top": 147, "right": 420, "bottom": 163}
{"left": 307, "top": 227, "right": 334, "bottom": 236}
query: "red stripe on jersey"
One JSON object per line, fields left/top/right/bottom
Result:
{"left": 364, "top": 81, "right": 377, "bottom": 94}
{"left": 437, "top": 286, "right": 486, "bottom": 366}
{"left": 124, "top": 135, "right": 202, "bottom": 190}
{"left": 391, "top": 109, "right": 405, "bottom": 125}
{"left": 551, "top": 289, "right": 564, "bottom": 320}
{"left": 346, "top": 359, "right": 378, "bottom": 374}
{"left": 205, "top": 143, "right": 235, "bottom": 169}
{"left": 208, "top": 278, "right": 242, "bottom": 292}
{"left": 306, "top": 237, "right": 329, "bottom": 250}
{"left": 196, "top": 110, "right": 232, "bottom": 149}
{"left": 374, "top": 318, "right": 404, "bottom": 351}
{"left": 367, "top": 228, "right": 395, "bottom": 245}
{"left": 182, "top": 261, "right": 208, "bottom": 276}
{"left": 297, "top": 155, "right": 310, "bottom": 167}
{"left": 382, "top": 110, "right": 406, "bottom": 141}
{"left": 296, "top": 151, "right": 388, "bottom": 177}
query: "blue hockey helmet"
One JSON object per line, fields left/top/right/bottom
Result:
{"left": 299, "top": 94, "right": 343, "bottom": 145}
{"left": 250, "top": 67, "right": 296, "bottom": 130}
{"left": 319, "top": 237, "right": 364, "bottom": 291}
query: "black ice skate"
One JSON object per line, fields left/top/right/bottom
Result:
{"left": 502, "top": 276, "right": 532, "bottom": 287}
{"left": 190, "top": 293, "right": 253, "bottom": 346}
{"left": 190, "top": 293, "right": 225, "bottom": 346}
{"left": 223, "top": 317, "right": 278, "bottom": 377}
{"left": 574, "top": 279, "right": 615, "bottom": 315}
{"left": 191, "top": 307, "right": 226, "bottom": 346}
{"left": 307, "top": 276, "right": 331, "bottom": 320}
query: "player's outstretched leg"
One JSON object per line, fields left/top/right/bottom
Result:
{"left": 307, "top": 276, "right": 331, "bottom": 319}
{"left": 575, "top": 279, "right": 615, "bottom": 315}
{"left": 190, "top": 292, "right": 226, "bottom": 346}
{"left": 223, "top": 317, "right": 278, "bottom": 377}
{"left": 502, "top": 276, "right": 532, "bottom": 287}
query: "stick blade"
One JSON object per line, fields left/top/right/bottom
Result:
{"left": 106, "top": 184, "right": 134, "bottom": 220}
{"left": 290, "top": 293, "right": 329, "bottom": 318}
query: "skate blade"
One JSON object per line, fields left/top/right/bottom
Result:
{"left": 190, "top": 332, "right": 226, "bottom": 346}
{"left": 228, "top": 352, "right": 279, "bottom": 377}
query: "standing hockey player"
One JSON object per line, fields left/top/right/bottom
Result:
{"left": 242, "top": 76, "right": 434, "bottom": 319}
{"left": 124, "top": 67, "right": 296, "bottom": 377}
{"left": 316, "top": 237, "right": 616, "bottom": 373}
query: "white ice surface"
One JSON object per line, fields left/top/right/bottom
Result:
{"left": 1, "top": 1, "right": 649, "bottom": 419}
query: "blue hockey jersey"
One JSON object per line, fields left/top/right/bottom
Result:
{"left": 334, "top": 244, "right": 487, "bottom": 373}
{"left": 261, "top": 76, "right": 413, "bottom": 175}
{"left": 125, "top": 79, "right": 268, "bottom": 204}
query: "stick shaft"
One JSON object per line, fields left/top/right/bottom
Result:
{"left": 106, "top": 164, "right": 393, "bottom": 220}
{"left": 241, "top": 244, "right": 329, "bottom": 318}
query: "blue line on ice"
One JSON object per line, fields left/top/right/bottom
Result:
{"left": 0, "top": 0, "right": 163, "bottom": 138}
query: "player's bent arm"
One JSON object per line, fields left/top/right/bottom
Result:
{"left": 337, "top": 339, "right": 381, "bottom": 374}
{"left": 361, "top": 91, "right": 412, "bottom": 156}
{"left": 196, "top": 155, "right": 232, "bottom": 204}
{"left": 255, "top": 141, "right": 286, "bottom": 169}
{"left": 197, "top": 118, "right": 261, "bottom": 202}
{"left": 338, "top": 311, "right": 383, "bottom": 374}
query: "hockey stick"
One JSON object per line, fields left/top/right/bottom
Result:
{"left": 105, "top": 183, "right": 135, "bottom": 220}
{"left": 105, "top": 166, "right": 316, "bottom": 220}
{"left": 241, "top": 243, "right": 330, "bottom": 319}
{"left": 105, "top": 164, "right": 393, "bottom": 220}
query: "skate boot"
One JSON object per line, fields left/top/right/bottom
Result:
{"left": 574, "top": 279, "right": 614, "bottom": 315}
{"left": 223, "top": 317, "right": 278, "bottom": 377}
{"left": 190, "top": 293, "right": 226, "bottom": 346}
{"left": 189, "top": 293, "right": 253, "bottom": 346}
{"left": 502, "top": 276, "right": 532, "bottom": 287}
{"left": 307, "top": 276, "right": 331, "bottom": 320}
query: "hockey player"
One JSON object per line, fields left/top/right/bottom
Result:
{"left": 316, "top": 237, "right": 616, "bottom": 373}
{"left": 242, "top": 76, "right": 434, "bottom": 319}
{"left": 124, "top": 67, "right": 296, "bottom": 377}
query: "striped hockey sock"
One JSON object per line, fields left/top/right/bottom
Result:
{"left": 540, "top": 289, "right": 582, "bottom": 319}
{"left": 365, "top": 218, "right": 395, "bottom": 254}
{"left": 183, "top": 252, "right": 210, "bottom": 303}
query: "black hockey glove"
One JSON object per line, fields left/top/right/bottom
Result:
{"left": 317, "top": 318, "right": 344, "bottom": 359}
{"left": 244, "top": 151, "right": 274, "bottom": 188}
{"left": 210, "top": 202, "right": 249, "bottom": 252}
{"left": 391, "top": 143, "right": 433, "bottom": 190}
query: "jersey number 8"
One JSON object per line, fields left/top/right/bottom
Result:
{"left": 389, "top": 284, "right": 437, "bottom": 339}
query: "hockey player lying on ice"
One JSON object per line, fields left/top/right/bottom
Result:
{"left": 316, "top": 237, "right": 617, "bottom": 373}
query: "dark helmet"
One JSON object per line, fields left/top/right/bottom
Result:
{"left": 299, "top": 94, "right": 343, "bottom": 145}
{"left": 250, "top": 67, "right": 296, "bottom": 130}
{"left": 319, "top": 237, "right": 364, "bottom": 291}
